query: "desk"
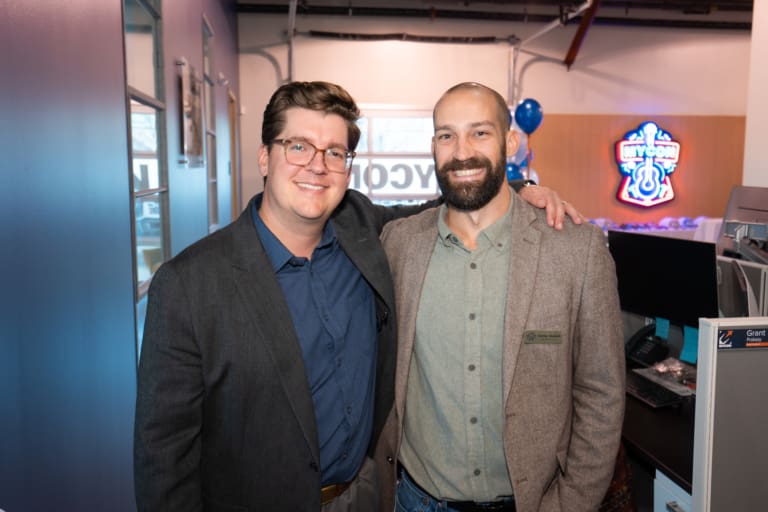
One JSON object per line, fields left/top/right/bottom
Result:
{"left": 622, "top": 394, "right": 695, "bottom": 494}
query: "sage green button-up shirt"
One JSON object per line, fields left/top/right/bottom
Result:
{"left": 399, "top": 199, "right": 515, "bottom": 502}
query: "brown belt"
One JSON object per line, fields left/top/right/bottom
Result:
{"left": 445, "top": 499, "right": 516, "bottom": 512}
{"left": 320, "top": 481, "right": 353, "bottom": 505}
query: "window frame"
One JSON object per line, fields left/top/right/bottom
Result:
{"left": 123, "top": 0, "right": 169, "bottom": 302}
{"left": 202, "top": 15, "right": 218, "bottom": 232}
{"left": 352, "top": 107, "right": 439, "bottom": 205}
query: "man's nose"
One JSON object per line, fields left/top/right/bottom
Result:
{"left": 306, "top": 150, "right": 328, "bottom": 174}
{"left": 453, "top": 135, "right": 474, "bottom": 161}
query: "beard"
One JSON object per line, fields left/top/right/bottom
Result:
{"left": 435, "top": 151, "right": 506, "bottom": 211}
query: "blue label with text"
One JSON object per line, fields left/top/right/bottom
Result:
{"left": 717, "top": 327, "right": 768, "bottom": 349}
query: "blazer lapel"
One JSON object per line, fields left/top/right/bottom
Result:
{"left": 229, "top": 204, "right": 321, "bottom": 465}
{"left": 392, "top": 218, "right": 438, "bottom": 419}
{"left": 332, "top": 215, "right": 394, "bottom": 306}
{"left": 502, "top": 195, "right": 542, "bottom": 405}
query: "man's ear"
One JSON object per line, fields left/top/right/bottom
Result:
{"left": 258, "top": 144, "right": 269, "bottom": 177}
{"left": 506, "top": 130, "right": 520, "bottom": 159}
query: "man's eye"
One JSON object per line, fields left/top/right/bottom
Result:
{"left": 288, "top": 142, "right": 307, "bottom": 152}
{"left": 326, "top": 148, "right": 346, "bottom": 160}
{"left": 474, "top": 130, "right": 490, "bottom": 137}
{"left": 436, "top": 133, "right": 453, "bottom": 141}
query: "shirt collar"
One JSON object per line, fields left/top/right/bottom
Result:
{"left": 436, "top": 185, "right": 515, "bottom": 252}
{"left": 251, "top": 193, "right": 338, "bottom": 272}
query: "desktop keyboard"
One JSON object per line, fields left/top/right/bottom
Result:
{"left": 625, "top": 371, "right": 685, "bottom": 408}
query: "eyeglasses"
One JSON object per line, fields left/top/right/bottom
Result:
{"left": 271, "top": 138, "right": 356, "bottom": 174}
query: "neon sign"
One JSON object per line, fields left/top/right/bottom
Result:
{"left": 615, "top": 122, "right": 680, "bottom": 207}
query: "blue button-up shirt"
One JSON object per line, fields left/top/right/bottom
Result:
{"left": 253, "top": 203, "right": 377, "bottom": 485}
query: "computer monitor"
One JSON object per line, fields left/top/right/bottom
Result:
{"left": 717, "top": 185, "right": 768, "bottom": 259}
{"left": 716, "top": 255, "right": 768, "bottom": 317}
{"left": 607, "top": 230, "right": 719, "bottom": 328}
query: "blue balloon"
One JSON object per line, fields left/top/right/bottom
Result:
{"left": 506, "top": 162, "right": 523, "bottom": 181}
{"left": 514, "top": 98, "right": 543, "bottom": 135}
{"left": 509, "top": 131, "right": 528, "bottom": 165}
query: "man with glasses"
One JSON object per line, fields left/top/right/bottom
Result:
{"left": 134, "top": 81, "right": 581, "bottom": 511}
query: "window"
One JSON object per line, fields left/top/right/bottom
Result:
{"left": 203, "top": 17, "right": 218, "bottom": 232}
{"left": 124, "top": 0, "right": 168, "bottom": 353}
{"left": 351, "top": 109, "right": 439, "bottom": 205}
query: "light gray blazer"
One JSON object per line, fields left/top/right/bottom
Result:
{"left": 374, "top": 192, "right": 625, "bottom": 512}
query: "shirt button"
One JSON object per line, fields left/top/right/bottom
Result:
{"left": 470, "top": 417, "right": 478, "bottom": 424}
{"left": 468, "top": 364, "right": 476, "bottom": 371}
{"left": 469, "top": 313, "right": 476, "bottom": 320}
{"left": 346, "top": 405, "right": 352, "bottom": 414}
{"left": 474, "top": 469, "right": 481, "bottom": 476}
{"left": 470, "top": 262, "right": 477, "bottom": 269}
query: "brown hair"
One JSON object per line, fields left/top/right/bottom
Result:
{"left": 261, "top": 81, "right": 361, "bottom": 150}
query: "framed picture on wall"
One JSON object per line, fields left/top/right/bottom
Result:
{"left": 178, "top": 57, "right": 204, "bottom": 166}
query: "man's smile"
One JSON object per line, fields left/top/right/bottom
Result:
{"left": 296, "top": 181, "right": 327, "bottom": 191}
{"left": 451, "top": 168, "right": 484, "bottom": 178}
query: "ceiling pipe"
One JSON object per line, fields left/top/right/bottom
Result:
{"left": 237, "top": 4, "right": 750, "bottom": 31}
{"left": 564, "top": 0, "right": 601, "bottom": 69}
{"left": 509, "top": 0, "right": 592, "bottom": 105}
{"left": 287, "top": 0, "right": 298, "bottom": 82}
{"left": 518, "top": 0, "right": 592, "bottom": 47}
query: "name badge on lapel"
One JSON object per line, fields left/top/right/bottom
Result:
{"left": 523, "top": 330, "right": 562, "bottom": 344}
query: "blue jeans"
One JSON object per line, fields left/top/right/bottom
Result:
{"left": 396, "top": 468, "right": 516, "bottom": 512}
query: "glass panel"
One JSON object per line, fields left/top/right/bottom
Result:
{"left": 207, "top": 132, "right": 219, "bottom": 229}
{"left": 203, "top": 21, "right": 214, "bottom": 133}
{"left": 355, "top": 117, "right": 368, "bottom": 153}
{"left": 370, "top": 117, "right": 433, "bottom": 153}
{"left": 203, "top": 23, "right": 213, "bottom": 77}
{"left": 207, "top": 132, "right": 217, "bottom": 181}
{"left": 135, "top": 193, "right": 164, "bottom": 284}
{"left": 124, "top": 0, "right": 157, "bottom": 97}
{"left": 208, "top": 182, "right": 219, "bottom": 230}
{"left": 131, "top": 100, "right": 160, "bottom": 192}
{"left": 135, "top": 293, "right": 148, "bottom": 357}
{"left": 348, "top": 157, "right": 369, "bottom": 195}
{"left": 205, "top": 80, "right": 215, "bottom": 133}
{"left": 349, "top": 157, "right": 439, "bottom": 200}
{"left": 143, "top": 0, "right": 161, "bottom": 11}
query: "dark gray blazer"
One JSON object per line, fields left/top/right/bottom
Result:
{"left": 134, "top": 190, "right": 416, "bottom": 511}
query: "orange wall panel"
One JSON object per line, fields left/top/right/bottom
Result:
{"left": 529, "top": 115, "right": 745, "bottom": 224}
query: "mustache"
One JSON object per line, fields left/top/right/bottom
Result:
{"left": 439, "top": 157, "right": 491, "bottom": 173}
